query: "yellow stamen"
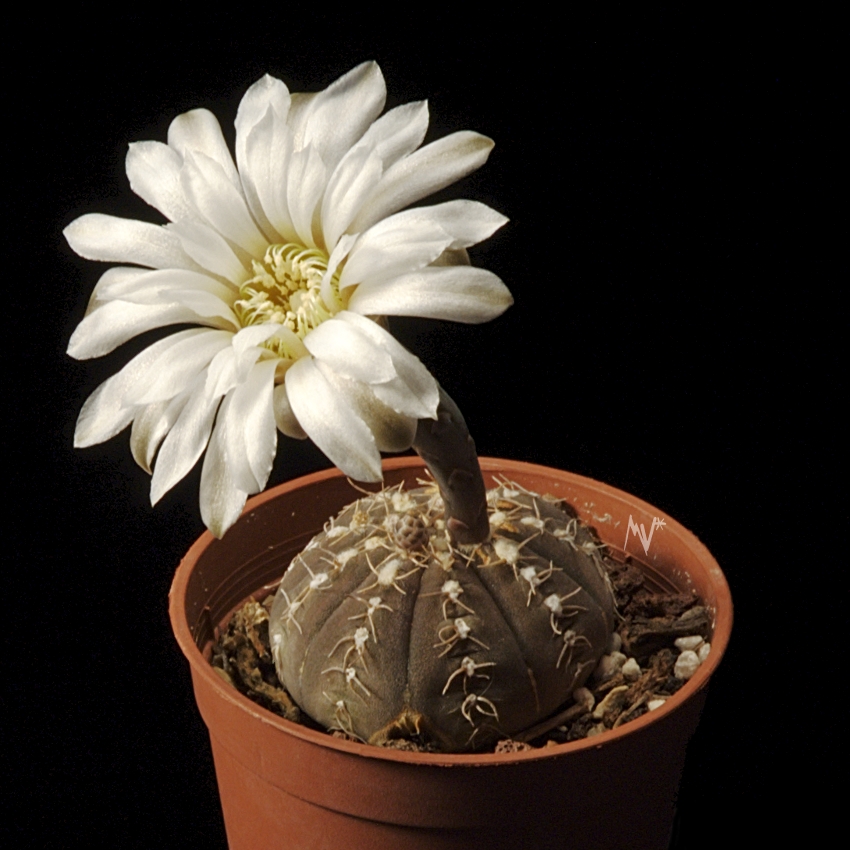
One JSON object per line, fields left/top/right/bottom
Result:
{"left": 235, "top": 243, "right": 343, "bottom": 357}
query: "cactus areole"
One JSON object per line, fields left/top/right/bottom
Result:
{"left": 270, "top": 389, "right": 617, "bottom": 751}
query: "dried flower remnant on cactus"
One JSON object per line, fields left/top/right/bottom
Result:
{"left": 65, "top": 62, "right": 512, "bottom": 537}
{"left": 269, "top": 481, "right": 616, "bottom": 752}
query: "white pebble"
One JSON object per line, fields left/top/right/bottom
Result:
{"left": 647, "top": 698, "right": 667, "bottom": 711}
{"left": 593, "top": 652, "right": 626, "bottom": 681}
{"left": 622, "top": 657, "right": 642, "bottom": 681}
{"left": 593, "top": 685, "right": 628, "bottom": 720}
{"left": 698, "top": 642, "right": 711, "bottom": 663}
{"left": 675, "top": 635, "right": 704, "bottom": 652}
{"left": 674, "top": 650, "right": 700, "bottom": 680}
{"left": 572, "top": 686, "right": 595, "bottom": 711}
{"left": 606, "top": 632, "right": 623, "bottom": 654}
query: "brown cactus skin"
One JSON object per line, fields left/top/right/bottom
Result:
{"left": 269, "top": 481, "right": 616, "bottom": 752}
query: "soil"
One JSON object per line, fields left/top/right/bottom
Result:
{"left": 211, "top": 545, "right": 711, "bottom": 753}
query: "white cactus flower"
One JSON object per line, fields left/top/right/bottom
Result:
{"left": 65, "top": 62, "right": 512, "bottom": 537}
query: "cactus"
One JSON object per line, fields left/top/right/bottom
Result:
{"left": 269, "top": 389, "right": 616, "bottom": 752}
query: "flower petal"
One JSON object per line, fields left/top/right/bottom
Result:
{"left": 71, "top": 271, "right": 239, "bottom": 359}
{"left": 167, "top": 108, "right": 240, "bottom": 190}
{"left": 130, "top": 397, "right": 179, "bottom": 473}
{"left": 131, "top": 330, "right": 233, "bottom": 406}
{"left": 203, "top": 325, "right": 274, "bottom": 399}
{"left": 180, "top": 151, "right": 268, "bottom": 256}
{"left": 349, "top": 131, "right": 495, "bottom": 234}
{"left": 286, "top": 144, "right": 328, "bottom": 248}
{"left": 240, "top": 106, "right": 297, "bottom": 243}
{"left": 298, "top": 61, "right": 386, "bottom": 173}
{"left": 336, "top": 200, "right": 505, "bottom": 293}
{"left": 371, "top": 375, "right": 439, "bottom": 421}
{"left": 226, "top": 358, "right": 278, "bottom": 492}
{"left": 197, "top": 359, "right": 277, "bottom": 537}
{"left": 169, "top": 219, "right": 249, "bottom": 284}
{"left": 231, "top": 324, "right": 282, "bottom": 359}
{"left": 321, "top": 233, "right": 357, "bottom": 309}
{"left": 266, "top": 325, "right": 309, "bottom": 361}
{"left": 150, "top": 373, "right": 220, "bottom": 504}
{"left": 235, "top": 74, "right": 292, "bottom": 240}
{"left": 348, "top": 266, "right": 513, "bottom": 324}
{"left": 68, "top": 300, "right": 217, "bottom": 360}
{"left": 390, "top": 200, "right": 508, "bottom": 250}
{"left": 64, "top": 214, "right": 197, "bottom": 270}
{"left": 336, "top": 312, "right": 439, "bottom": 418}
{"left": 273, "top": 384, "right": 307, "bottom": 439}
{"left": 283, "top": 91, "right": 316, "bottom": 147}
{"left": 73, "top": 329, "right": 208, "bottom": 448}
{"left": 91, "top": 268, "right": 237, "bottom": 306}
{"left": 199, "top": 392, "right": 249, "bottom": 538}
{"left": 354, "top": 100, "right": 429, "bottom": 171}
{"left": 75, "top": 373, "right": 138, "bottom": 449}
{"left": 171, "top": 291, "right": 238, "bottom": 328}
{"left": 317, "top": 362, "right": 416, "bottom": 453}
{"left": 338, "top": 214, "right": 452, "bottom": 292}
{"left": 86, "top": 267, "right": 145, "bottom": 315}
{"left": 320, "top": 145, "right": 383, "bottom": 251}
{"left": 126, "top": 141, "right": 194, "bottom": 223}
{"left": 285, "top": 357, "right": 382, "bottom": 482}
{"left": 235, "top": 74, "right": 292, "bottom": 143}
{"left": 303, "top": 318, "right": 395, "bottom": 384}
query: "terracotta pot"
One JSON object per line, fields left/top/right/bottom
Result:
{"left": 169, "top": 458, "right": 732, "bottom": 850}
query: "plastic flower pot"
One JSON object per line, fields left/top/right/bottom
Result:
{"left": 169, "top": 457, "right": 732, "bottom": 850}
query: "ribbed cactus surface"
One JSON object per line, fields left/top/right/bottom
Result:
{"left": 270, "top": 481, "right": 616, "bottom": 752}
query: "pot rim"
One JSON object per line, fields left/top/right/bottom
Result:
{"left": 169, "top": 456, "right": 733, "bottom": 767}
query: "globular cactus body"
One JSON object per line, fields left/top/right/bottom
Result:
{"left": 270, "top": 481, "right": 616, "bottom": 752}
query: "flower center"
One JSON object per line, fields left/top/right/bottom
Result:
{"left": 235, "top": 243, "right": 342, "bottom": 356}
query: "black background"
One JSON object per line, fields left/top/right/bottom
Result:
{"left": 8, "top": 9, "right": 841, "bottom": 848}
